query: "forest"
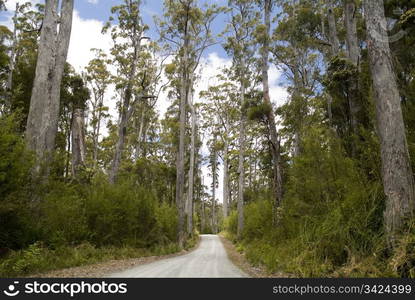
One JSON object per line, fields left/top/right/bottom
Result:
{"left": 0, "top": 0, "right": 415, "bottom": 278}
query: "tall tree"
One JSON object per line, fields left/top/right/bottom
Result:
{"left": 85, "top": 50, "right": 111, "bottom": 170}
{"left": 259, "top": 0, "right": 283, "bottom": 218}
{"left": 186, "top": 77, "right": 196, "bottom": 235}
{"left": 225, "top": 0, "right": 259, "bottom": 238}
{"left": 364, "top": 0, "right": 415, "bottom": 245}
{"left": 25, "top": 0, "right": 74, "bottom": 174}
{"left": 105, "top": 0, "right": 151, "bottom": 184}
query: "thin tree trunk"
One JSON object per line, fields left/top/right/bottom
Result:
{"left": 328, "top": 1, "right": 340, "bottom": 56}
{"left": 142, "top": 121, "right": 151, "bottom": 158}
{"left": 135, "top": 105, "right": 146, "bottom": 160}
{"left": 344, "top": 0, "right": 360, "bottom": 66}
{"left": 176, "top": 19, "right": 189, "bottom": 247}
{"left": 187, "top": 82, "right": 196, "bottom": 236}
{"left": 344, "top": 0, "right": 361, "bottom": 139}
{"left": 71, "top": 108, "right": 86, "bottom": 178}
{"left": 201, "top": 200, "right": 205, "bottom": 233}
{"left": 364, "top": 0, "right": 415, "bottom": 245}
{"left": 211, "top": 130, "right": 218, "bottom": 234}
{"left": 201, "top": 175, "right": 206, "bottom": 233}
{"left": 292, "top": 67, "right": 302, "bottom": 157}
{"left": 93, "top": 94, "right": 103, "bottom": 169}
{"left": 26, "top": 0, "right": 74, "bottom": 175}
{"left": 65, "top": 111, "right": 72, "bottom": 178}
{"left": 262, "top": 0, "right": 283, "bottom": 218}
{"left": 6, "top": 3, "right": 18, "bottom": 107}
{"left": 223, "top": 140, "right": 229, "bottom": 218}
{"left": 237, "top": 80, "right": 246, "bottom": 239}
{"left": 320, "top": 0, "right": 334, "bottom": 125}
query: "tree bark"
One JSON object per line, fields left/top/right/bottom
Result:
{"left": 201, "top": 185, "right": 206, "bottom": 233}
{"left": 292, "top": 67, "right": 303, "bottom": 157}
{"left": 6, "top": 3, "right": 18, "bottom": 108}
{"left": 223, "top": 140, "right": 229, "bottom": 218}
{"left": 328, "top": 1, "right": 340, "bottom": 56}
{"left": 187, "top": 82, "right": 196, "bottom": 236}
{"left": 71, "top": 108, "right": 86, "bottom": 178}
{"left": 344, "top": 0, "right": 361, "bottom": 139}
{"left": 237, "top": 80, "right": 246, "bottom": 239}
{"left": 344, "top": 0, "right": 360, "bottom": 66}
{"left": 211, "top": 130, "right": 218, "bottom": 234}
{"left": 364, "top": 0, "right": 415, "bottom": 245}
{"left": 135, "top": 105, "right": 146, "bottom": 160}
{"left": 92, "top": 93, "right": 104, "bottom": 169}
{"left": 26, "top": 0, "right": 74, "bottom": 175}
{"left": 176, "top": 19, "right": 189, "bottom": 248}
{"left": 262, "top": 0, "right": 283, "bottom": 217}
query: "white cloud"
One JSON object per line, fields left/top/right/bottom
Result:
{"left": 269, "top": 64, "right": 289, "bottom": 108}
{"left": 87, "top": 0, "right": 99, "bottom": 4}
{"left": 5, "top": 0, "right": 40, "bottom": 11}
{"left": 67, "top": 10, "right": 113, "bottom": 72}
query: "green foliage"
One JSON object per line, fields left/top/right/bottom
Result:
{"left": 399, "top": 8, "right": 415, "bottom": 28}
{"left": 325, "top": 56, "right": 358, "bottom": 90}
{"left": 226, "top": 126, "right": 392, "bottom": 277}
{"left": 85, "top": 179, "right": 160, "bottom": 247}
{"left": 0, "top": 113, "right": 35, "bottom": 249}
{"left": 247, "top": 102, "right": 272, "bottom": 121}
{"left": 39, "top": 183, "right": 89, "bottom": 247}
{"left": 0, "top": 113, "right": 33, "bottom": 196}
{"left": 0, "top": 120, "right": 180, "bottom": 273}
{"left": 156, "top": 202, "right": 179, "bottom": 243}
{"left": 225, "top": 210, "right": 238, "bottom": 237}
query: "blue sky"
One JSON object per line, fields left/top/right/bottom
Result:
{"left": 75, "top": 0, "right": 228, "bottom": 57}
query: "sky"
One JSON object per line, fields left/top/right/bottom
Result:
{"left": 0, "top": 0, "right": 289, "bottom": 204}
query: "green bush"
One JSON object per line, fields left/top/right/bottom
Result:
{"left": 84, "top": 179, "right": 161, "bottom": 247}
{"left": 231, "top": 126, "right": 389, "bottom": 277}
{"left": 155, "top": 202, "right": 178, "bottom": 244}
{"left": 0, "top": 113, "right": 35, "bottom": 249}
{"left": 224, "top": 210, "right": 238, "bottom": 236}
{"left": 0, "top": 114, "right": 181, "bottom": 276}
{"left": 39, "top": 183, "right": 89, "bottom": 247}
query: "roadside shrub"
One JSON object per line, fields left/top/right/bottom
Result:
{"left": 233, "top": 127, "right": 387, "bottom": 277}
{"left": 155, "top": 202, "right": 178, "bottom": 244}
{"left": 224, "top": 210, "right": 238, "bottom": 237}
{"left": 85, "top": 179, "right": 159, "bottom": 247}
{"left": 39, "top": 183, "right": 88, "bottom": 247}
{"left": 0, "top": 113, "right": 35, "bottom": 249}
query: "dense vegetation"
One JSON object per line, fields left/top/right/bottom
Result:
{"left": 1, "top": 0, "right": 415, "bottom": 278}
{"left": 222, "top": 0, "right": 415, "bottom": 278}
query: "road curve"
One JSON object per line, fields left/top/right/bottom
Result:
{"left": 107, "top": 234, "right": 248, "bottom": 278}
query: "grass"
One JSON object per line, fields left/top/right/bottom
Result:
{"left": 0, "top": 235, "right": 199, "bottom": 277}
{"left": 223, "top": 229, "right": 415, "bottom": 278}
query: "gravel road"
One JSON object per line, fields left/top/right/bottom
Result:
{"left": 107, "top": 234, "right": 248, "bottom": 278}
